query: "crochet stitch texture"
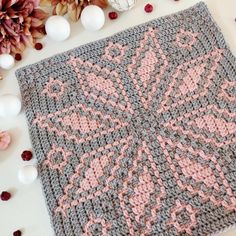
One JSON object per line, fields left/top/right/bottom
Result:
{"left": 16, "top": 2, "right": 236, "bottom": 235}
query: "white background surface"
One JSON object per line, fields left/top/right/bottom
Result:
{"left": 0, "top": 0, "right": 236, "bottom": 235}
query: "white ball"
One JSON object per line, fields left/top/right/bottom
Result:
{"left": 18, "top": 165, "right": 38, "bottom": 184}
{"left": 0, "top": 94, "right": 21, "bottom": 118}
{"left": 0, "top": 54, "right": 15, "bottom": 70}
{"left": 108, "top": 0, "right": 136, "bottom": 11}
{"left": 45, "top": 16, "right": 71, "bottom": 41}
{"left": 81, "top": 6, "right": 105, "bottom": 31}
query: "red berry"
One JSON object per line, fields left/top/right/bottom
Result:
{"left": 0, "top": 191, "right": 11, "bottom": 201}
{"left": 144, "top": 3, "right": 153, "bottom": 13}
{"left": 13, "top": 230, "right": 22, "bottom": 236}
{"left": 34, "top": 43, "right": 43, "bottom": 50}
{"left": 108, "top": 12, "right": 118, "bottom": 20}
{"left": 21, "top": 150, "right": 33, "bottom": 161}
{"left": 15, "top": 53, "right": 22, "bottom": 61}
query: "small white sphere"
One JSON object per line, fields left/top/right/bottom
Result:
{"left": 81, "top": 6, "right": 105, "bottom": 31}
{"left": 45, "top": 15, "right": 71, "bottom": 41}
{"left": 18, "top": 165, "right": 38, "bottom": 184}
{"left": 0, "top": 94, "right": 21, "bottom": 118}
{"left": 108, "top": 0, "right": 136, "bottom": 11}
{"left": 0, "top": 54, "right": 15, "bottom": 70}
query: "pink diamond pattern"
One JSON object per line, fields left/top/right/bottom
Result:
{"left": 118, "top": 141, "right": 166, "bottom": 235}
{"left": 127, "top": 27, "right": 168, "bottom": 109}
{"left": 157, "top": 135, "right": 236, "bottom": 211}
{"left": 55, "top": 136, "right": 133, "bottom": 216}
{"left": 163, "top": 105, "right": 236, "bottom": 147}
{"left": 158, "top": 48, "right": 223, "bottom": 114}
{"left": 33, "top": 103, "right": 128, "bottom": 144}
{"left": 68, "top": 57, "right": 134, "bottom": 114}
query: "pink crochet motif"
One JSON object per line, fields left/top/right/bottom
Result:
{"left": 128, "top": 27, "right": 168, "bottom": 109}
{"left": 83, "top": 215, "right": 111, "bottom": 236}
{"left": 33, "top": 103, "right": 128, "bottom": 144}
{"left": 118, "top": 141, "right": 165, "bottom": 235}
{"left": 218, "top": 79, "right": 236, "bottom": 102}
{"left": 168, "top": 200, "right": 198, "bottom": 234}
{"left": 158, "top": 48, "right": 223, "bottom": 114}
{"left": 55, "top": 136, "right": 133, "bottom": 217}
{"left": 68, "top": 57, "right": 134, "bottom": 115}
{"left": 164, "top": 105, "right": 236, "bottom": 147}
{"left": 157, "top": 135, "right": 236, "bottom": 211}
{"left": 42, "top": 77, "right": 66, "bottom": 100}
{"left": 102, "top": 41, "right": 127, "bottom": 64}
{"left": 175, "top": 29, "right": 199, "bottom": 49}
{"left": 43, "top": 144, "right": 73, "bottom": 173}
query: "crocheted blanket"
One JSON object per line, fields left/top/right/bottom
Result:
{"left": 16, "top": 2, "right": 236, "bottom": 236}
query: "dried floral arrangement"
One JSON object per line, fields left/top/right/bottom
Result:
{"left": 0, "top": 0, "right": 48, "bottom": 55}
{"left": 0, "top": 0, "right": 108, "bottom": 60}
{"left": 40, "top": 0, "right": 108, "bottom": 21}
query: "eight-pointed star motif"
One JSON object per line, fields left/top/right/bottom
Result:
{"left": 35, "top": 25, "right": 236, "bottom": 235}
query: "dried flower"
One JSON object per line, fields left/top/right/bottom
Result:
{"left": 89, "top": 0, "right": 108, "bottom": 9}
{"left": 0, "top": 131, "right": 11, "bottom": 150}
{"left": 41, "top": 0, "right": 108, "bottom": 22}
{"left": 0, "top": 0, "right": 48, "bottom": 55}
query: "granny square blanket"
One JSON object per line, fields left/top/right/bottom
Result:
{"left": 16, "top": 2, "right": 236, "bottom": 236}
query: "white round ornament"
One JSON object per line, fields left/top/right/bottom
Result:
{"left": 0, "top": 54, "right": 15, "bottom": 70}
{"left": 108, "top": 0, "right": 136, "bottom": 11}
{"left": 0, "top": 94, "right": 21, "bottom": 118}
{"left": 18, "top": 165, "right": 38, "bottom": 184}
{"left": 45, "top": 15, "right": 71, "bottom": 41}
{"left": 81, "top": 5, "right": 105, "bottom": 31}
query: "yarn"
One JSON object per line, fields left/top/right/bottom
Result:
{"left": 16, "top": 2, "right": 236, "bottom": 235}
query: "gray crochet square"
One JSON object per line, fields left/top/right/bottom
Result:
{"left": 16, "top": 2, "right": 236, "bottom": 236}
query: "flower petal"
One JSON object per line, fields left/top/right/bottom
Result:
{"left": 0, "top": 131, "right": 11, "bottom": 150}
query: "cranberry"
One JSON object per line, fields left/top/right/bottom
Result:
{"left": 0, "top": 191, "right": 11, "bottom": 201}
{"left": 108, "top": 12, "right": 118, "bottom": 20}
{"left": 21, "top": 150, "right": 33, "bottom": 161}
{"left": 15, "top": 53, "right": 22, "bottom": 61}
{"left": 144, "top": 3, "right": 153, "bottom": 13}
{"left": 13, "top": 230, "right": 22, "bottom": 236}
{"left": 34, "top": 43, "right": 43, "bottom": 50}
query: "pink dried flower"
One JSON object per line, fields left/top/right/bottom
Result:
{"left": 0, "top": 131, "right": 11, "bottom": 150}
{"left": 0, "top": 0, "right": 48, "bottom": 55}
